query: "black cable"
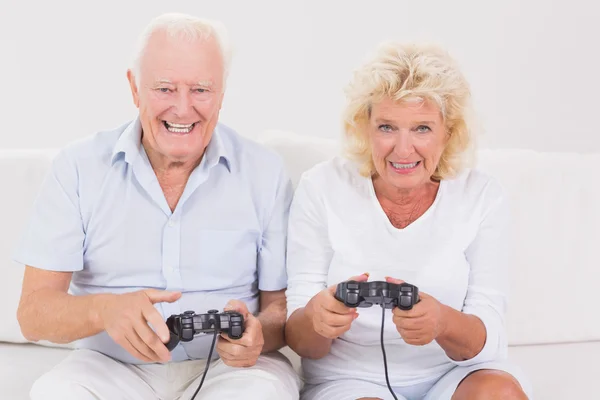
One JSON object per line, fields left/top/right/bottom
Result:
{"left": 381, "top": 295, "right": 398, "bottom": 400}
{"left": 190, "top": 324, "right": 219, "bottom": 400}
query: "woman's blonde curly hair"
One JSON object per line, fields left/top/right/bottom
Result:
{"left": 342, "top": 42, "right": 477, "bottom": 180}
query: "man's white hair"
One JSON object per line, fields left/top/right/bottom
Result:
{"left": 130, "top": 12, "right": 232, "bottom": 89}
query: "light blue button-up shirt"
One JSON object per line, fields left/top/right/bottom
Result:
{"left": 13, "top": 117, "right": 293, "bottom": 364}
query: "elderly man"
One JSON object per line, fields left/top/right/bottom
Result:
{"left": 14, "top": 12, "right": 300, "bottom": 400}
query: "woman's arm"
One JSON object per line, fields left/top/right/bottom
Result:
{"left": 440, "top": 180, "right": 511, "bottom": 365}
{"left": 286, "top": 304, "right": 333, "bottom": 359}
{"left": 390, "top": 179, "right": 511, "bottom": 366}
{"left": 284, "top": 173, "right": 336, "bottom": 359}
{"left": 436, "top": 305, "right": 487, "bottom": 361}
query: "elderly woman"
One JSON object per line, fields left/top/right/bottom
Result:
{"left": 284, "top": 42, "right": 532, "bottom": 400}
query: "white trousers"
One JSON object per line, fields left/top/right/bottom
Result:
{"left": 301, "top": 360, "right": 534, "bottom": 400}
{"left": 30, "top": 349, "right": 301, "bottom": 400}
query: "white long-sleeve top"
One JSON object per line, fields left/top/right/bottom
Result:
{"left": 285, "top": 156, "right": 511, "bottom": 387}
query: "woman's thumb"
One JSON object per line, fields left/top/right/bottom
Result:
{"left": 348, "top": 272, "right": 370, "bottom": 282}
{"left": 385, "top": 276, "right": 405, "bottom": 285}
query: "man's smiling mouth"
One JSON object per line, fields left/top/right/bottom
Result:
{"left": 163, "top": 121, "right": 196, "bottom": 133}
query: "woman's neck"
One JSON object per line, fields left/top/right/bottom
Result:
{"left": 373, "top": 176, "right": 438, "bottom": 206}
{"left": 372, "top": 176, "right": 440, "bottom": 229}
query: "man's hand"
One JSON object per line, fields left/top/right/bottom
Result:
{"left": 216, "top": 300, "right": 264, "bottom": 367}
{"left": 386, "top": 277, "right": 447, "bottom": 346}
{"left": 97, "top": 289, "right": 181, "bottom": 363}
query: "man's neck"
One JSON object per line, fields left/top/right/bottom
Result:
{"left": 143, "top": 143, "right": 203, "bottom": 211}
{"left": 144, "top": 143, "right": 202, "bottom": 183}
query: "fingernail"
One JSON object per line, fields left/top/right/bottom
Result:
{"left": 363, "top": 272, "right": 370, "bottom": 276}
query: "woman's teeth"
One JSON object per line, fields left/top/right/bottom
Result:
{"left": 164, "top": 121, "right": 195, "bottom": 133}
{"left": 391, "top": 161, "right": 419, "bottom": 169}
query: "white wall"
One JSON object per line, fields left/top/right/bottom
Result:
{"left": 1, "top": 0, "right": 598, "bottom": 153}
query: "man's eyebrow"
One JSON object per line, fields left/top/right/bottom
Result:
{"left": 153, "top": 79, "right": 173, "bottom": 85}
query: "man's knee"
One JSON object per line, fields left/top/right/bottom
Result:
{"left": 196, "top": 353, "right": 301, "bottom": 399}
{"left": 30, "top": 371, "right": 97, "bottom": 400}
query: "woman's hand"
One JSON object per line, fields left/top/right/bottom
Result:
{"left": 305, "top": 273, "right": 370, "bottom": 339}
{"left": 386, "top": 277, "right": 447, "bottom": 346}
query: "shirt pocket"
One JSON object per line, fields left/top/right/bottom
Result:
{"left": 182, "top": 229, "right": 260, "bottom": 291}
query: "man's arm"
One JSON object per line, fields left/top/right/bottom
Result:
{"left": 256, "top": 289, "right": 287, "bottom": 353}
{"left": 17, "top": 266, "right": 103, "bottom": 343}
{"left": 18, "top": 265, "right": 180, "bottom": 363}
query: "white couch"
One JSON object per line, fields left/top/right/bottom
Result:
{"left": 1, "top": 130, "right": 599, "bottom": 399}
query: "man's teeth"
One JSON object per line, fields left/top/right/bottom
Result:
{"left": 391, "top": 161, "right": 419, "bottom": 169}
{"left": 164, "top": 121, "right": 195, "bottom": 133}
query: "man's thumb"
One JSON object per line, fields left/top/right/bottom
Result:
{"left": 144, "top": 289, "right": 182, "bottom": 304}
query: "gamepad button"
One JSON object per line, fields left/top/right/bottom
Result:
{"left": 400, "top": 296, "right": 412, "bottom": 308}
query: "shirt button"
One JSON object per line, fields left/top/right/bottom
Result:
{"left": 168, "top": 219, "right": 176, "bottom": 227}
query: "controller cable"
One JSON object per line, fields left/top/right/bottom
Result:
{"left": 190, "top": 321, "right": 219, "bottom": 400}
{"left": 380, "top": 295, "right": 398, "bottom": 400}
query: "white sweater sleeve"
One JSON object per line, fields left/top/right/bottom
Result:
{"left": 285, "top": 172, "right": 333, "bottom": 320}
{"left": 449, "top": 180, "right": 511, "bottom": 366}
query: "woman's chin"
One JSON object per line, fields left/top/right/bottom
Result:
{"left": 384, "top": 173, "right": 425, "bottom": 191}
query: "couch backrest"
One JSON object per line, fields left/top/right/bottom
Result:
{"left": 259, "top": 130, "right": 600, "bottom": 346}
{"left": 1, "top": 132, "right": 599, "bottom": 347}
{"left": 0, "top": 149, "right": 58, "bottom": 343}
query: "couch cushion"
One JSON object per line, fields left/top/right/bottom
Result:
{"left": 508, "top": 341, "right": 600, "bottom": 400}
{"left": 0, "top": 342, "right": 71, "bottom": 399}
{"left": 3, "top": 341, "right": 597, "bottom": 400}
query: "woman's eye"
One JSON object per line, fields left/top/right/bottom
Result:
{"left": 416, "top": 125, "right": 431, "bottom": 133}
{"left": 378, "top": 124, "right": 393, "bottom": 132}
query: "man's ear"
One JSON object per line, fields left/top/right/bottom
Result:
{"left": 217, "top": 91, "right": 225, "bottom": 111}
{"left": 126, "top": 69, "right": 140, "bottom": 108}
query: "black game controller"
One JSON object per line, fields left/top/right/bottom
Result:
{"left": 165, "top": 309, "right": 244, "bottom": 351}
{"left": 335, "top": 280, "right": 420, "bottom": 310}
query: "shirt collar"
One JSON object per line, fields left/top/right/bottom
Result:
{"left": 203, "top": 123, "right": 232, "bottom": 173}
{"left": 111, "top": 117, "right": 142, "bottom": 165}
{"left": 111, "top": 117, "right": 232, "bottom": 172}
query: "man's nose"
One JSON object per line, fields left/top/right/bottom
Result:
{"left": 173, "top": 91, "right": 194, "bottom": 118}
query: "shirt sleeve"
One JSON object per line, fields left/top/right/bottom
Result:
{"left": 448, "top": 179, "right": 511, "bottom": 366}
{"left": 285, "top": 172, "right": 334, "bottom": 320}
{"left": 256, "top": 161, "right": 295, "bottom": 291}
{"left": 12, "top": 149, "right": 85, "bottom": 272}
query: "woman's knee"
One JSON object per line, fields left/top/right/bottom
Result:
{"left": 452, "top": 370, "right": 528, "bottom": 400}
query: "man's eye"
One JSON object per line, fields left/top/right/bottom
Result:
{"left": 158, "top": 88, "right": 170, "bottom": 93}
{"left": 195, "top": 88, "right": 207, "bottom": 93}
